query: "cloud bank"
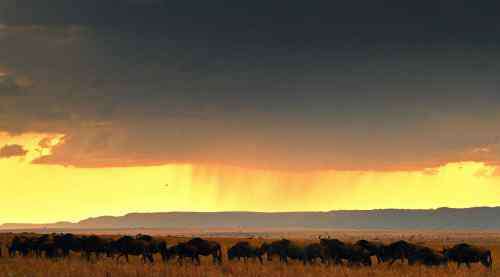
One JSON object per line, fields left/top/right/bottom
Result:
{"left": 0, "top": 144, "right": 28, "bottom": 158}
{"left": 1, "top": 1, "right": 500, "bottom": 171}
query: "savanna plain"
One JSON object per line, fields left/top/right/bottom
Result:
{"left": 0, "top": 230, "right": 497, "bottom": 277}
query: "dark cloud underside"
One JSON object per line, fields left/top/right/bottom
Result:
{"left": 0, "top": 144, "right": 28, "bottom": 158}
{"left": 1, "top": 1, "right": 499, "bottom": 170}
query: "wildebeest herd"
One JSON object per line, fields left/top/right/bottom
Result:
{"left": 0, "top": 233, "right": 493, "bottom": 269}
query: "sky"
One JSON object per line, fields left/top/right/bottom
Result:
{"left": 1, "top": 1, "right": 500, "bottom": 223}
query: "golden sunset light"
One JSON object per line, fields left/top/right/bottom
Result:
{"left": 1, "top": 133, "right": 499, "bottom": 224}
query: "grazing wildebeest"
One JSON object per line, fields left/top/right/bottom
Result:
{"left": 260, "top": 239, "right": 291, "bottom": 263}
{"left": 8, "top": 235, "right": 57, "bottom": 258}
{"left": 283, "top": 243, "right": 307, "bottom": 264}
{"left": 407, "top": 246, "right": 448, "bottom": 267}
{"left": 9, "top": 236, "right": 32, "bottom": 257}
{"left": 227, "top": 241, "right": 264, "bottom": 264}
{"left": 169, "top": 242, "right": 199, "bottom": 264}
{"left": 319, "top": 238, "right": 345, "bottom": 265}
{"left": 260, "top": 240, "right": 306, "bottom": 264}
{"left": 53, "top": 233, "right": 81, "bottom": 258}
{"left": 303, "top": 243, "right": 327, "bottom": 264}
{"left": 36, "top": 235, "right": 62, "bottom": 259}
{"left": 184, "top": 238, "right": 223, "bottom": 265}
{"left": 134, "top": 234, "right": 169, "bottom": 262}
{"left": 112, "top": 236, "right": 156, "bottom": 263}
{"left": 442, "top": 243, "right": 492, "bottom": 269}
{"left": 355, "top": 240, "right": 385, "bottom": 263}
{"left": 319, "top": 238, "right": 371, "bottom": 266}
{"left": 79, "top": 235, "right": 117, "bottom": 261}
{"left": 379, "top": 240, "right": 418, "bottom": 265}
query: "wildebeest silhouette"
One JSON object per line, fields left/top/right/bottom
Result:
{"left": 407, "top": 245, "right": 448, "bottom": 266}
{"left": 112, "top": 235, "right": 157, "bottom": 263}
{"left": 53, "top": 233, "right": 80, "bottom": 258}
{"left": 79, "top": 235, "right": 116, "bottom": 261}
{"left": 282, "top": 242, "right": 307, "bottom": 264}
{"left": 36, "top": 234, "right": 60, "bottom": 258}
{"left": 379, "top": 240, "right": 418, "bottom": 265}
{"left": 227, "top": 241, "right": 264, "bottom": 263}
{"left": 9, "top": 236, "right": 32, "bottom": 257}
{"left": 262, "top": 240, "right": 326, "bottom": 265}
{"left": 8, "top": 234, "right": 59, "bottom": 258}
{"left": 260, "top": 239, "right": 291, "bottom": 263}
{"left": 319, "top": 238, "right": 371, "bottom": 266}
{"left": 303, "top": 243, "right": 327, "bottom": 265}
{"left": 355, "top": 240, "right": 385, "bottom": 263}
{"left": 442, "top": 243, "right": 492, "bottom": 269}
{"left": 134, "top": 234, "right": 169, "bottom": 262}
{"left": 184, "top": 237, "right": 223, "bottom": 265}
{"left": 169, "top": 242, "right": 199, "bottom": 264}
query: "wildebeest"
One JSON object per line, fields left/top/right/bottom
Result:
{"left": 260, "top": 239, "right": 291, "bottom": 263}
{"left": 442, "top": 243, "right": 492, "bottom": 269}
{"left": 112, "top": 235, "right": 158, "bottom": 263}
{"left": 260, "top": 240, "right": 307, "bottom": 264}
{"left": 79, "top": 235, "right": 117, "bottom": 261}
{"left": 184, "top": 238, "right": 223, "bottom": 265}
{"left": 8, "top": 236, "right": 32, "bottom": 257}
{"left": 283, "top": 243, "right": 307, "bottom": 264}
{"left": 407, "top": 246, "right": 448, "bottom": 267}
{"left": 169, "top": 242, "right": 199, "bottom": 264}
{"left": 35, "top": 235, "right": 60, "bottom": 258}
{"left": 379, "top": 240, "right": 418, "bottom": 265}
{"left": 227, "top": 241, "right": 264, "bottom": 263}
{"left": 8, "top": 235, "right": 59, "bottom": 258}
{"left": 131, "top": 234, "right": 169, "bottom": 262}
{"left": 320, "top": 238, "right": 371, "bottom": 266}
{"left": 303, "top": 243, "right": 327, "bottom": 265}
{"left": 53, "top": 233, "right": 81, "bottom": 258}
{"left": 355, "top": 240, "right": 385, "bottom": 263}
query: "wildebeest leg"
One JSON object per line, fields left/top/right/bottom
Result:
{"left": 146, "top": 253, "right": 154, "bottom": 263}
{"left": 195, "top": 255, "right": 201, "bottom": 265}
{"left": 258, "top": 256, "right": 263, "bottom": 264}
{"left": 388, "top": 258, "right": 396, "bottom": 266}
{"left": 466, "top": 262, "right": 471, "bottom": 269}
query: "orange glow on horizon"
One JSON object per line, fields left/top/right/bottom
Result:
{"left": 1, "top": 133, "right": 500, "bottom": 224}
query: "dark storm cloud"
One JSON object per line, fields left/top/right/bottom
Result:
{"left": 1, "top": 1, "right": 500, "bottom": 170}
{"left": 0, "top": 144, "right": 28, "bottom": 159}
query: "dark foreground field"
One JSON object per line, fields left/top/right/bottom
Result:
{"left": 0, "top": 230, "right": 498, "bottom": 277}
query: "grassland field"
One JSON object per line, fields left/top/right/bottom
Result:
{"left": 0, "top": 229, "right": 498, "bottom": 277}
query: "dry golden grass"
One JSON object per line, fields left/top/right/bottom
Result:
{"left": 0, "top": 231, "right": 498, "bottom": 277}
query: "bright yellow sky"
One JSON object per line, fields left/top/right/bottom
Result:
{"left": 1, "top": 132, "right": 499, "bottom": 224}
